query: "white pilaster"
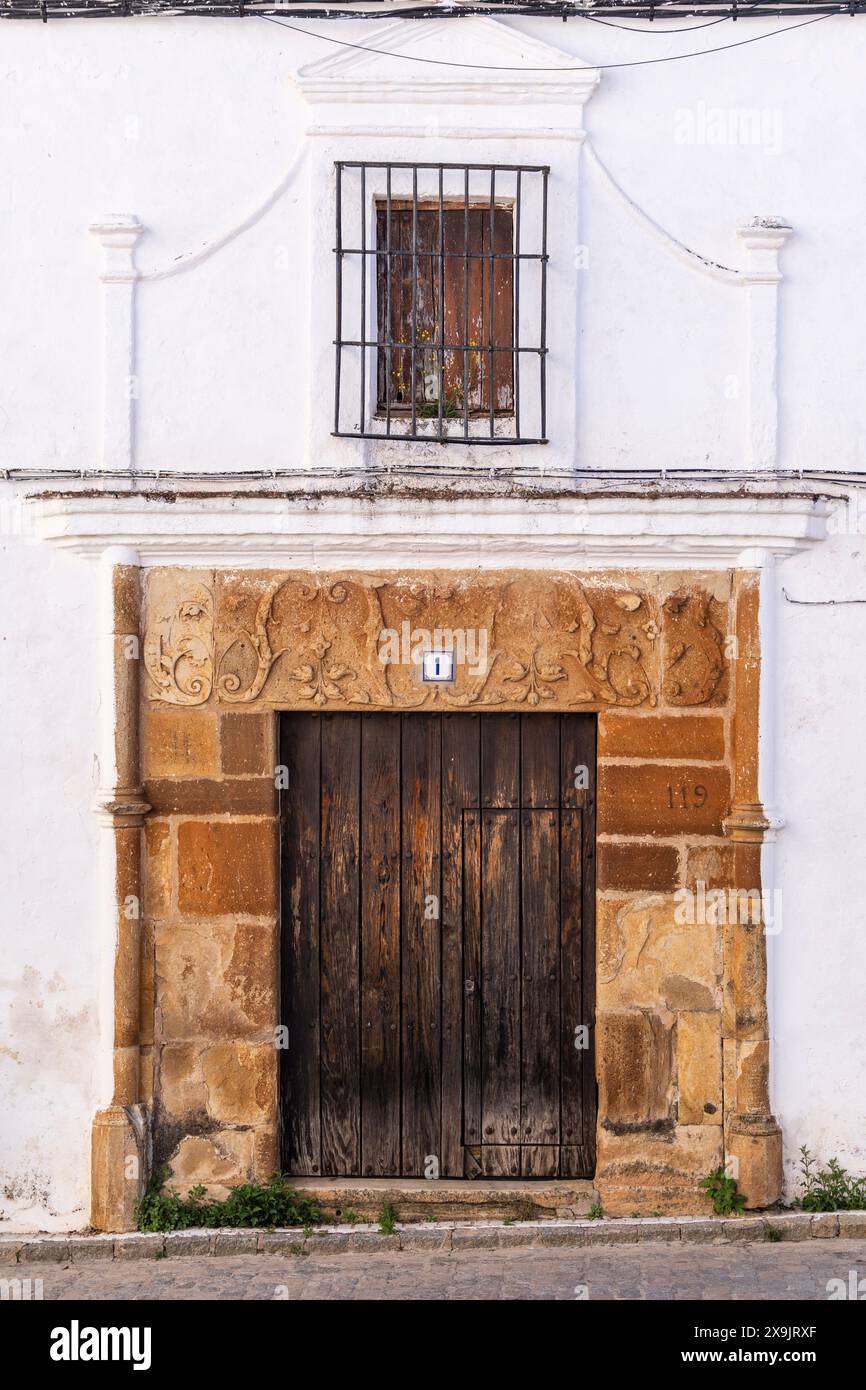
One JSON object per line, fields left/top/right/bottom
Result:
{"left": 737, "top": 219, "right": 793, "bottom": 472}
{"left": 89, "top": 216, "right": 144, "bottom": 475}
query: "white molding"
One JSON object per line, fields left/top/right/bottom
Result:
{"left": 32, "top": 493, "right": 829, "bottom": 570}
{"left": 737, "top": 218, "right": 793, "bottom": 471}
{"left": 294, "top": 18, "right": 600, "bottom": 115}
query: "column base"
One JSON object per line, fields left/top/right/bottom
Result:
{"left": 90, "top": 1104, "right": 149, "bottom": 1232}
{"left": 728, "top": 1112, "right": 783, "bottom": 1209}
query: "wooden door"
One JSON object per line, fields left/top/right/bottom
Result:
{"left": 279, "top": 712, "right": 595, "bottom": 1179}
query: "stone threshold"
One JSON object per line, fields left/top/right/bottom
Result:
{"left": 3, "top": 1211, "right": 865, "bottom": 1263}
{"left": 288, "top": 1177, "right": 598, "bottom": 1222}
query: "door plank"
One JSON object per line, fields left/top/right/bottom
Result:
{"left": 401, "top": 714, "right": 442, "bottom": 1176}
{"left": 319, "top": 715, "right": 361, "bottom": 1175}
{"left": 441, "top": 714, "right": 480, "bottom": 1176}
{"left": 481, "top": 810, "right": 521, "bottom": 1147}
{"left": 481, "top": 713, "right": 519, "bottom": 808}
{"left": 280, "top": 715, "right": 321, "bottom": 1175}
{"left": 565, "top": 715, "right": 597, "bottom": 1163}
{"left": 521, "top": 809, "right": 560, "bottom": 1146}
{"left": 560, "top": 1146, "right": 593, "bottom": 1179}
{"left": 560, "top": 805, "right": 585, "bottom": 1153}
{"left": 481, "top": 1145, "right": 520, "bottom": 1178}
{"left": 462, "top": 808, "right": 482, "bottom": 1152}
{"left": 521, "top": 712, "right": 560, "bottom": 807}
{"left": 360, "top": 715, "right": 401, "bottom": 1176}
{"left": 521, "top": 1146, "right": 560, "bottom": 1178}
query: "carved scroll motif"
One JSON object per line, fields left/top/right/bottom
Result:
{"left": 215, "top": 576, "right": 392, "bottom": 707}
{"left": 142, "top": 570, "right": 727, "bottom": 712}
{"left": 143, "top": 577, "right": 214, "bottom": 707}
{"left": 662, "top": 590, "right": 726, "bottom": 705}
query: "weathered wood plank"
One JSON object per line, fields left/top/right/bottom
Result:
{"left": 462, "top": 808, "right": 482, "bottom": 1153}
{"left": 401, "top": 714, "right": 442, "bottom": 1176}
{"left": 564, "top": 715, "right": 597, "bottom": 1162}
{"left": 481, "top": 1145, "right": 521, "bottom": 1178}
{"left": 360, "top": 715, "right": 401, "bottom": 1177}
{"left": 319, "top": 714, "right": 361, "bottom": 1175}
{"left": 521, "top": 1146, "right": 560, "bottom": 1178}
{"left": 521, "top": 809, "right": 560, "bottom": 1146}
{"left": 481, "top": 713, "right": 519, "bottom": 808}
{"left": 441, "top": 714, "right": 480, "bottom": 1176}
{"left": 481, "top": 809, "right": 520, "bottom": 1148}
{"left": 560, "top": 805, "right": 585, "bottom": 1154}
{"left": 559, "top": 1146, "right": 593, "bottom": 1179}
{"left": 279, "top": 714, "right": 321, "bottom": 1176}
{"left": 521, "top": 713, "right": 560, "bottom": 807}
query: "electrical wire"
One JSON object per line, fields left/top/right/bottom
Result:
{"left": 782, "top": 589, "right": 866, "bottom": 606}
{"left": 568, "top": 1, "right": 766, "bottom": 31}
{"left": 258, "top": 8, "right": 835, "bottom": 70}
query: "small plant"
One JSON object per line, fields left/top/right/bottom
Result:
{"left": 135, "top": 1169, "right": 322, "bottom": 1233}
{"left": 587, "top": 1203, "right": 604, "bottom": 1221}
{"left": 797, "top": 1145, "right": 866, "bottom": 1212}
{"left": 512, "top": 1201, "right": 535, "bottom": 1223}
{"left": 340, "top": 1208, "right": 361, "bottom": 1226}
{"left": 700, "top": 1166, "right": 746, "bottom": 1217}
{"left": 378, "top": 1200, "right": 398, "bottom": 1236}
{"left": 764, "top": 1224, "right": 783, "bottom": 1242}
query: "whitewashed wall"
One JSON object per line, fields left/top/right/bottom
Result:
{"left": 0, "top": 493, "right": 102, "bottom": 1231}
{"left": 0, "top": 16, "right": 864, "bottom": 475}
{"left": 1, "top": 14, "right": 864, "bottom": 1228}
{"left": 771, "top": 506, "right": 866, "bottom": 1194}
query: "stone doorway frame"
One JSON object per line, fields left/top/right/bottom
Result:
{"left": 91, "top": 562, "right": 781, "bottom": 1229}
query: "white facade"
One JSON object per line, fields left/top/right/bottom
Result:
{"left": 1, "top": 11, "right": 864, "bottom": 1230}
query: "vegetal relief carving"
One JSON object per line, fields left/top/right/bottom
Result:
{"left": 215, "top": 576, "right": 391, "bottom": 707}
{"left": 662, "top": 590, "right": 727, "bottom": 705}
{"left": 143, "top": 575, "right": 214, "bottom": 706}
{"left": 143, "top": 570, "right": 728, "bottom": 711}
{"left": 485, "top": 581, "right": 657, "bottom": 708}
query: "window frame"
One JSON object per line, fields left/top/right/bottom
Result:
{"left": 333, "top": 160, "right": 550, "bottom": 446}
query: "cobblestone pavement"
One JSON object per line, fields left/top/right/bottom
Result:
{"left": 11, "top": 1239, "right": 866, "bottom": 1300}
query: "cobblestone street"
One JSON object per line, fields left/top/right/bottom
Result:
{"left": 11, "top": 1238, "right": 866, "bottom": 1301}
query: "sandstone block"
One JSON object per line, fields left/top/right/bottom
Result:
{"left": 599, "top": 714, "right": 726, "bottom": 761}
{"left": 597, "top": 1010, "right": 674, "bottom": 1128}
{"left": 156, "top": 919, "right": 277, "bottom": 1040}
{"left": 221, "top": 712, "right": 273, "bottom": 776}
{"left": 142, "top": 709, "right": 219, "bottom": 780}
{"left": 597, "top": 842, "right": 680, "bottom": 893}
{"left": 598, "top": 764, "right": 730, "bottom": 838}
{"left": 677, "top": 1012, "right": 722, "bottom": 1125}
{"left": 201, "top": 1043, "right": 277, "bottom": 1128}
{"left": 177, "top": 821, "right": 277, "bottom": 917}
{"left": 598, "top": 896, "right": 721, "bottom": 1014}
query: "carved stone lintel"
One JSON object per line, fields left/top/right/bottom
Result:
{"left": 139, "top": 569, "right": 729, "bottom": 712}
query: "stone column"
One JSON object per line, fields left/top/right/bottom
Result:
{"left": 722, "top": 567, "right": 782, "bottom": 1207}
{"left": 91, "top": 550, "right": 151, "bottom": 1232}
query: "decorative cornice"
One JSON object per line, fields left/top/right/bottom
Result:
{"left": 31, "top": 493, "right": 828, "bottom": 570}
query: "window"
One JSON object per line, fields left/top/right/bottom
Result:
{"left": 334, "top": 162, "right": 549, "bottom": 444}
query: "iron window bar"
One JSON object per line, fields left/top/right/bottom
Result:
{"left": 333, "top": 160, "right": 549, "bottom": 446}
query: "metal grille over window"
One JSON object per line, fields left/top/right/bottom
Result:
{"left": 334, "top": 161, "right": 549, "bottom": 445}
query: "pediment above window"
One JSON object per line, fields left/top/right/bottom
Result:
{"left": 294, "top": 17, "right": 600, "bottom": 114}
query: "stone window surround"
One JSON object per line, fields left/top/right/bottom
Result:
{"left": 88, "top": 557, "right": 783, "bottom": 1230}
